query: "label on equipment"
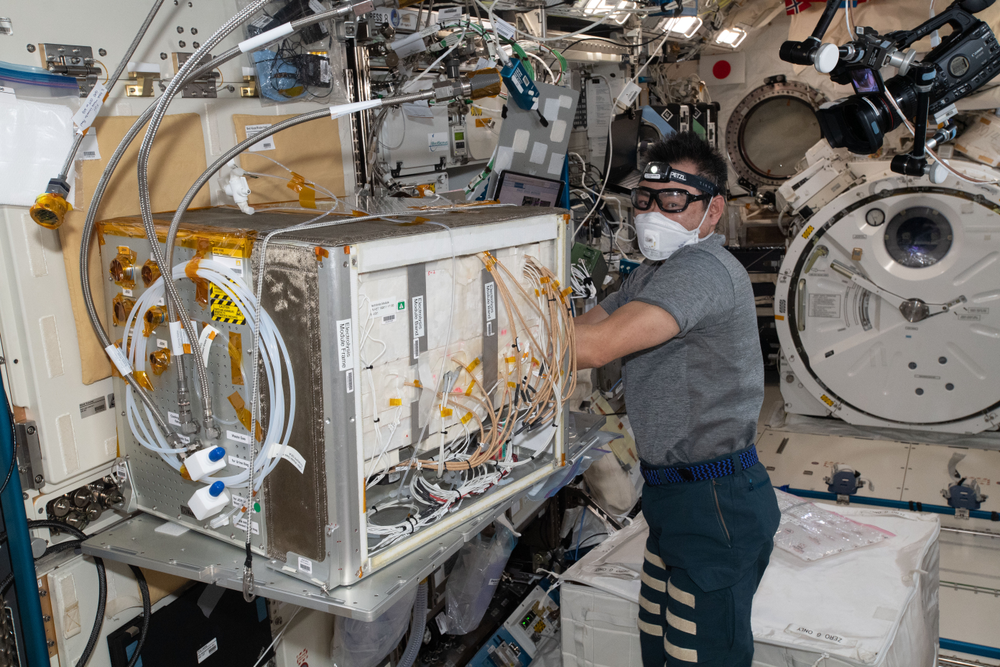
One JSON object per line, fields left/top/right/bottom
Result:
{"left": 211, "top": 285, "right": 246, "bottom": 325}
{"left": 80, "top": 130, "right": 101, "bottom": 160}
{"left": 0, "top": 86, "right": 14, "bottom": 98}
{"left": 168, "top": 412, "right": 181, "bottom": 427}
{"left": 437, "top": 6, "right": 463, "bottom": 21}
{"left": 227, "top": 431, "right": 252, "bottom": 446}
{"left": 298, "top": 556, "right": 313, "bottom": 574}
{"left": 411, "top": 295, "right": 425, "bottom": 337}
{"left": 104, "top": 344, "right": 132, "bottom": 376}
{"left": 232, "top": 516, "right": 260, "bottom": 535}
{"left": 0, "top": 17, "right": 12, "bottom": 35}
{"left": 267, "top": 444, "right": 307, "bottom": 474}
{"left": 212, "top": 247, "right": 244, "bottom": 277}
{"left": 369, "top": 297, "right": 400, "bottom": 319}
{"left": 73, "top": 81, "right": 108, "bottom": 134}
{"left": 79, "top": 396, "right": 107, "bottom": 419}
{"left": 197, "top": 638, "right": 219, "bottom": 663}
{"left": 485, "top": 282, "right": 497, "bottom": 321}
{"left": 245, "top": 123, "right": 276, "bottom": 152}
{"left": 808, "top": 293, "right": 841, "bottom": 319}
{"left": 169, "top": 321, "right": 192, "bottom": 355}
{"left": 615, "top": 81, "right": 641, "bottom": 111}
{"left": 336, "top": 318, "right": 353, "bottom": 371}
{"left": 156, "top": 339, "right": 169, "bottom": 349}
{"left": 493, "top": 17, "right": 515, "bottom": 40}
{"left": 346, "top": 368, "right": 354, "bottom": 394}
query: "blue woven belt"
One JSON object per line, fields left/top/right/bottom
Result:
{"left": 640, "top": 446, "right": 759, "bottom": 485}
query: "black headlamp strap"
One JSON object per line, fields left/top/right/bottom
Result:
{"left": 642, "top": 162, "right": 720, "bottom": 197}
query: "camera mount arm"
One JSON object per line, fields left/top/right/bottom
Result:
{"left": 779, "top": 0, "right": 843, "bottom": 73}
{"left": 890, "top": 63, "right": 947, "bottom": 183}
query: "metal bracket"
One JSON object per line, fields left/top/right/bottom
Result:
{"left": 391, "top": 161, "right": 403, "bottom": 178}
{"left": 111, "top": 457, "right": 138, "bottom": 514}
{"left": 125, "top": 72, "right": 158, "bottom": 97}
{"left": 434, "top": 157, "right": 446, "bottom": 172}
{"left": 14, "top": 421, "right": 44, "bottom": 491}
{"left": 38, "top": 43, "right": 100, "bottom": 96}
{"left": 240, "top": 75, "right": 259, "bottom": 98}
{"left": 171, "top": 52, "right": 218, "bottom": 99}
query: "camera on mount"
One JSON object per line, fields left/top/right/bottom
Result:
{"left": 779, "top": 0, "right": 1000, "bottom": 178}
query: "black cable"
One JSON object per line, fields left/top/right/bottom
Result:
{"left": 27, "top": 520, "right": 107, "bottom": 667}
{"left": 126, "top": 565, "right": 151, "bottom": 667}
{"left": 0, "top": 572, "right": 12, "bottom": 598}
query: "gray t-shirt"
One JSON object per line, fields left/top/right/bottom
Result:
{"left": 599, "top": 234, "right": 763, "bottom": 466}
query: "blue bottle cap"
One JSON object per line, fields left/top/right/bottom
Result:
{"left": 209, "top": 447, "right": 226, "bottom": 462}
{"left": 209, "top": 481, "right": 225, "bottom": 497}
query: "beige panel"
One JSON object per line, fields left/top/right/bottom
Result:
{"left": 232, "top": 113, "right": 347, "bottom": 205}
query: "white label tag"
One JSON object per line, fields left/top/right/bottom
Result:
{"left": 0, "top": 18, "right": 12, "bottom": 36}
{"left": 428, "top": 132, "right": 449, "bottom": 153}
{"left": 336, "top": 318, "right": 353, "bottom": 371}
{"left": 493, "top": 17, "right": 515, "bottom": 40}
{"left": 232, "top": 515, "right": 260, "bottom": 535}
{"left": 411, "top": 295, "right": 425, "bottom": 337}
{"left": 437, "top": 6, "right": 463, "bottom": 21}
{"left": 309, "top": 0, "right": 326, "bottom": 13}
{"left": 212, "top": 252, "right": 243, "bottom": 277}
{"left": 196, "top": 638, "right": 218, "bottom": 663}
{"left": 402, "top": 100, "right": 434, "bottom": 118}
{"left": 475, "top": 57, "right": 496, "bottom": 71}
{"left": 104, "top": 344, "right": 132, "bottom": 376}
{"left": 615, "top": 81, "right": 641, "bottom": 111}
{"left": 156, "top": 339, "right": 169, "bottom": 349}
{"left": 228, "top": 454, "right": 251, "bottom": 470}
{"left": 73, "top": 81, "right": 108, "bottom": 134}
{"left": 435, "top": 611, "right": 449, "bottom": 634}
{"left": 80, "top": 130, "right": 101, "bottom": 160}
{"left": 267, "top": 444, "right": 307, "bottom": 474}
{"left": 488, "top": 577, "right": 500, "bottom": 586}
{"left": 123, "top": 288, "right": 133, "bottom": 297}
{"left": 0, "top": 86, "right": 14, "bottom": 98}
{"left": 298, "top": 556, "right": 313, "bottom": 574}
{"left": 370, "top": 297, "right": 401, "bottom": 319}
{"left": 231, "top": 494, "right": 248, "bottom": 509}
{"left": 227, "top": 431, "right": 252, "bottom": 446}
{"left": 168, "top": 411, "right": 181, "bottom": 427}
{"left": 346, "top": 368, "right": 354, "bottom": 394}
{"left": 485, "top": 282, "right": 497, "bottom": 321}
{"left": 169, "top": 321, "right": 192, "bottom": 355}
{"left": 245, "top": 123, "right": 276, "bottom": 152}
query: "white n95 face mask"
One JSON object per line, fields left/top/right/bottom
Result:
{"left": 634, "top": 204, "right": 711, "bottom": 261}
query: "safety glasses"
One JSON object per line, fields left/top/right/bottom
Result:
{"left": 631, "top": 186, "right": 712, "bottom": 213}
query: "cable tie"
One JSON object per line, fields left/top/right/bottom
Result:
{"left": 365, "top": 364, "right": 374, "bottom": 370}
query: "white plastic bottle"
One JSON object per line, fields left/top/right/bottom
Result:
{"left": 188, "top": 481, "right": 230, "bottom": 520}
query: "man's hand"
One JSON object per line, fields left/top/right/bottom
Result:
{"left": 575, "top": 301, "right": 680, "bottom": 370}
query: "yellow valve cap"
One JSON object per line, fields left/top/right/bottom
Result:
{"left": 29, "top": 193, "right": 72, "bottom": 230}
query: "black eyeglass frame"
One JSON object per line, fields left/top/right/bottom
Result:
{"left": 631, "top": 186, "right": 713, "bottom": 213}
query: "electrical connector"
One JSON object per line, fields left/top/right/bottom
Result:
{"left": 29, "top": 178, "right": 73, "bottom": 230}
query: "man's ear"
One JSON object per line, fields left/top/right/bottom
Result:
{"left": 705, "top": 195, "right": 726, "bottom": 233}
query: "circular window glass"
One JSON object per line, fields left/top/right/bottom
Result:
{"left": 740, "top": 97, "right": 822, "bottom": 179}
{"left": 884, "top": 207, "right": 953, "bottom": 268}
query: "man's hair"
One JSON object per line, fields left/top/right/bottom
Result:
{"left": 643, "top": 131, "right": 728, "bottom": 197}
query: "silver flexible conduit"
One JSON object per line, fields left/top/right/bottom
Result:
{"left": 80, "top": 6, "right": 346, "bottom": 443}
{"left": 57, "top": 0, "right": 167, "bottom": 182}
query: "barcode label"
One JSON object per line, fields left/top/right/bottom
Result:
{"left": 0, "top": 18, "right": 12, "bottom": 36}
{"left": 346, "top": 368, "right": 354, "bottom": 394}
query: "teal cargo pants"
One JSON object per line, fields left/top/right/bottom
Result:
{"left": 637, "top": 448, "right": 780, "bottom": 666}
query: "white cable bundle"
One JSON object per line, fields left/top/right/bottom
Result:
{"left": 121, "top": 260, "right": 296, "bottom": 500}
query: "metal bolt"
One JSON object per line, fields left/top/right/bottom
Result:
{"left": 39, "top": 590, "right": 46, "bottom": 596}
{"left": 26, "top": 44, "right": 35, "bottom": 53}
{"left": 226, "top": 85, "right": 234, "bottom": 92}
{"left": 12, "top": 359, "right": 17, "bottom": 364}
{"left": 191, "top": 28, "right": 198, "bottom": 35}
{"left": 22, "top": 493, "right": 27, "bottom": 500}
{"left": 193, "top": 42, "right": 201, "bottom": 49}
{"left": 343, "top": 261, "right": 348, "bottom": 267}
{"left": 160, "top": 52, "right": 168, "bottom": 60}
{"left": 34, "top": 475, "right": 43, "bottom": 484}
{"left": 0, "top": 356, "right": 4, "bottom": 364}
{"left": 26, "top": 426, "right": 35, "bottom": 436}
{"left": 98, "top": 48, "right": 107, "bottom": 57}
{"left": 177, "top": 26, "right": 184, "bottom": 33}
{"left": 179, "top": 41, "right": 186, "bottom": 48}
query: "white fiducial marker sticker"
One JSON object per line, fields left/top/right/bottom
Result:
{"left": 549, "top": 119, "right": 567, "bottom": 143}
{"left": 558, "top": 95, "right": 573, "bottom": 109}
{"left": 529, "top": 141, "right": 547, "bottom": 165}
{"left": 547, "top": 152, "right": 564, "bottom": 176}
{"left": 543, "top": 98, "right": 560, "bottom": 122}
{"left": 104, "top": 344, "right": 132, "bottom": 376}
{"left": 512, "top": 129, "right": 530, "bottom": 153}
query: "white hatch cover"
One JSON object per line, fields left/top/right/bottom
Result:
{"left": 775, "top": 168, "right": 1000, "bottom": 432}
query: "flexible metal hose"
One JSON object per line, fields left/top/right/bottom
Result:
{"left": 80, "top": 6, "right": 346, "bottom": 441}
{"left": 136, "top": 0, "right": 272, "bottom": 437}
{"left": 57, "top": 0, "right": 167, "bottom": 182}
